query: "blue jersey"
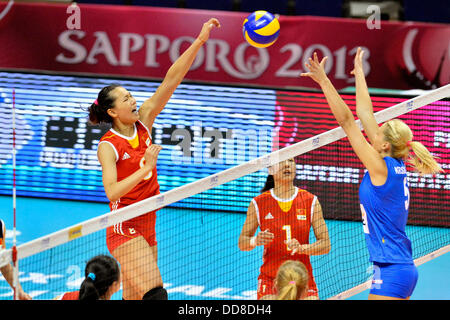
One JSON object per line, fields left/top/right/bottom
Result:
{"left": 359, "top": 157, "right": 413, "bottom": 264}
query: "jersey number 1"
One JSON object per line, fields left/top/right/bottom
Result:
{"left": 282, "top": 225, "right": 292, "bottom": 252}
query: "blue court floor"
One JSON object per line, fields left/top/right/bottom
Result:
{"left": 0, "top": 196, "right": 448, "bottom": 300}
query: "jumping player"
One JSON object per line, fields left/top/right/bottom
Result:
{"left": 238, "top": 158, "right": 331, "bottom": 300}
{"left": 87, "top": 18, "right": 220, "bottom": 300}
{"left": 301, "top": 48, "right": 443, "bottom": 300}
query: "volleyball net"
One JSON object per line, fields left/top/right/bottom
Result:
{"left": 0, "top": 75, "right": 449, "bottom": 300}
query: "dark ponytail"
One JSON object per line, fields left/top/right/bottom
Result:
{"left": 88, "top": 84, "right": 121, "bottom": 125}
{"left": 78, "top": 254, "right": 120, "bottom": 300}
{"left": 261, "top": 175, "right": 275, "bottom": 193}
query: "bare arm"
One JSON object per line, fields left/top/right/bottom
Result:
{"left": 139, "top": 18, "right": 221, "bottom": 129}
{"left": 351, "top": 47, "right": 378, "bottom": 143}
{"left": 301, "top": 53, "right": 387, "bottom": 183}
{"left": 98, "top": 143, "right": 162, "bottom": 203}
{"left": 238, "top": 201, "right": 274, "bottom": 251}
{"left": 0, "top": 229, "right": 31, "bottom": 300}
{"left": 287, "top": 199, "right": 330, "bottom": 256}
{"left": 306, "top": 200, "right": 330, "bottom": 255}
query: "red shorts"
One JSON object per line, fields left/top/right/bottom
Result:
{"left": 106, "top": 206, "right": 157, "bottom": 253}
{"left": 257, "top": 277, "right": 319, "bottom": 300}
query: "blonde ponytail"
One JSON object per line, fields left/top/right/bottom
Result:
{"left": 275, "top": 260, "right": 308, "bottom": 300}
{"left": 408, "top": 141, "right": 443, "bottom": 175}
{"left": 382, "top": 119, "right": 443, "bottom": 175}
{"left": 277, "top": 280, "right": 298, "bottom": 300}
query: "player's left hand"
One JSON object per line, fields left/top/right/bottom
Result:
{"left": 285, "top": 239, "right": 307, "bottom": 255}
{"left": 350, "top": 47, "right": 365, "bottom": 76}
{"left": 197, "top": 18, "right": 221, "bottom": 43}
{"left": 300, "top": 52, "right": 329, "bottom": 85}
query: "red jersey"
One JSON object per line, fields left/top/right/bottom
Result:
{"left": 0, "top": 219, "right": 5, "bottom": 249}
{"left": 98, "top": 121, "right": 160, "bottom": 209}
{"left": 58, "top": 290, "right": 79, "bottom": 300}
{"left": 253, "top": 187, "right": 318, "bottom": 288}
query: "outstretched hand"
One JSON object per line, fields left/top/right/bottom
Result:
{"left": 350, "top": 47, "right": 365, "bottom": 76}
{"left": 197, "top": 18, "right": 221, "bottom": 43}
{"left": 300, "top": 52, "right": 329, "bottom": 85}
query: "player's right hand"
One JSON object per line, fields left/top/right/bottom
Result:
{"left": 256, "top": 229, "right": 274, "bottom": 246}
{"left": 300, "top": 52, "right": 329, "bottom": 85}
{"left": 197, "top": 18, "right": 221, "bottom": 43}
{"left": 143, "top": 144, "right": 162, "bottom": 170}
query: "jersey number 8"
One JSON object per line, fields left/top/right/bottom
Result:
{"left": 139, "top": 157, "right": 153, "bottom": 180}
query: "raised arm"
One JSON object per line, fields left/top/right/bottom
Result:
{"left": 300, "top": 53, "right": 387, "bottom": 184}
{"left": 138, "top": 18, "right": 221, "bottom": 129}
{"left": 351, "top": 47, "right": 379, "bottom": 144}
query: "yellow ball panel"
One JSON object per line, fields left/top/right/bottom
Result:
{"left": 254, "top": 18, "right": 280, "bottom": 36}
{"left": 244, "top": 32, "right": 276, "bottom": 48}
{"left": 254, "top": 10, "right": 268, "bottom": 20}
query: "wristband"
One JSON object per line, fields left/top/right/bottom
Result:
{"left": 249, "top": 236, "right": 257, "bottom": 247}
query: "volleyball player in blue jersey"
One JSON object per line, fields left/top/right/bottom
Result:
{"left": 301, "top": 48, "right": 443, "bottom": 300}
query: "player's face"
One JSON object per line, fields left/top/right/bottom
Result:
{"left": 373, "top": 125, "right": 390, "bottom": 154}
{"left": 109, "top": 87, "right": 139, "bottom": 124}
{"left": 272, "top": 158, "right": 296, "bottom": 182}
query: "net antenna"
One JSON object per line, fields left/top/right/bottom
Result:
{"left": 12, "top": 88, "right": 18, "bottom": 300}
{"left": 15, "top": 83, "right": 450, "bottom": 262}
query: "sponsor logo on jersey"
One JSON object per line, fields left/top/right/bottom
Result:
{"left": 122, "top": 152, "right": 131, "bottom": 160}
{"left": 265, "top": 212, "right": 274, "bottom": 220}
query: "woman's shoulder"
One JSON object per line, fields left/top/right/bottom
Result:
{"left": 253, "top": 190, "right": 273, "bottom": 201}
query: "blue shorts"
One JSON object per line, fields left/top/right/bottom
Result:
{"left": 370, "top": 262, "right": 418, "bottom": 299}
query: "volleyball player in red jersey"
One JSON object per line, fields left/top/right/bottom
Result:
{"left": 57, "top": 255, "right": 120, "bottom": 300}
{"left": 58, "top": 291, "right": 79, "bottom": 300}
{"left": 87, "top": 18, "right": 220, "bottom": 300}
{"left": 239, "top": 158, "right": 331, "bottom": 300}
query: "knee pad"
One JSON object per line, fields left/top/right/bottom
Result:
{"left": 142, "top": 286, "right": 168, "bottom": 300}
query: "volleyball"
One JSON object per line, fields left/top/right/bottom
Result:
{"left": 242, "top": 10, "right": 280, "bottom": 48}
